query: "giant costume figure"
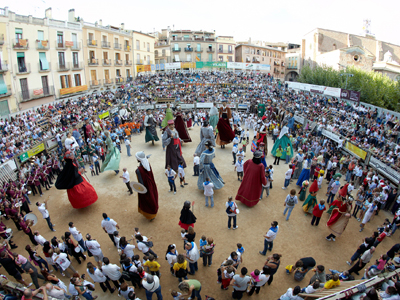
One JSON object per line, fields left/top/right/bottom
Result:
{"left": 195, "top": 121, "right": 215, "bottom": 155}
{"left": 216, "top": 102, "right": 235, "bottom": 148}
{"left": 100, "top": 131, "right": 121, "bottom": 174}
{"left": 174, "top": 106, "right": 191, "bottom": 143}
{"left": 144, "top": 109, "right": 159, "bottom": 145}
{"left": 197, "top": 141, "right": 224, "bottom": 190}
{"left": 162, "top": 120, "right": 186, "bottom": 172}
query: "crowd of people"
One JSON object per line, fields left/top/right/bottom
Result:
{"left": 0, "top": 71, "right": 400, "bottom": 300}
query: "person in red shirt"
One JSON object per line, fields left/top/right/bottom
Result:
{"left": 311, "top": 200, "right": 326, "bottom": 226}
{"left": 373, "top": 227, "right": 389, "bottom": 248}
{"left": 314, "top": 165, "right": 321, "bottom": 181}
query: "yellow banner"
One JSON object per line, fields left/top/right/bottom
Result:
{"left": 98, "top": 111, "right": 110, "bottom": 119}
{"left": 27, "top": 143, "right": 45, "bottom": 157}
{"left": 345, "top": 141, "right": 367, "bottom": 160}
{"left": 181, "top": 62, "right": 196, "bottom": 69}
{"left": 137, "top": 66, "right": 144, "bottom": 73}
{"left": 60, "top": 85, "right": 88, "bottom": 95}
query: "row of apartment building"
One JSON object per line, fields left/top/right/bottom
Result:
{"left": 0, "top": 7, "right": 154, "bottom": 114}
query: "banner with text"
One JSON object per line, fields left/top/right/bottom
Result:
{"left": 196, "top": 62, "right": 227, "bottom": 68}
{"left": 340, "top": 89, "right": 361, "bottom": 104}
{"left": 165, "top": 62, "right": 181, "bottom": 69}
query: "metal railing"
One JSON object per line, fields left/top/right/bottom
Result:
{"left": 124, "top": 45, "right": 131, "bottom": 51}
{"left": 72, "top": 61, "right": 84, "bottom": 70}
{"left": 184, "top": 48, "right": 193, "bottom": 52}
{"left": 90, "top": 80, "right": 101, "bottom": 87}
{"left": 71, "top": 42, "right": 81, "bottom": 50}
{"left": 114, "top": 60, "right": 123, "bottom": 66}
{"left": 0, "top": 85, "right": 11, "bottom": 98}
{"left": 36, "top": 40, "right": 49, "bottom": 50}
{"left": 88, "top": 58, "right": 99, "bottom": 66}
{"left": 55, "top": 41, "right": 66, "bottom": 49}
{"left": 0, "top": 61, "right": 8, "bottom": 73}
{"left": 172, "top": 48, "right": 181, "bottom": 52}
{"left": 15, "top": 63, "right": 31, "bottom": 74}
{"left": 57, "top": 62, "right": 70, "bottom": 71}
{"left": 103, "top": 79, "right": 114, "bottom": 85}
{"left": 13, "top": 39, "right": 29, "bottom": 49}
{"left": 136, "top": 59, "right": 143, "bottom": 65}
{"left": 101, "top": 41, "right": 111, "bottom": 48}
{"left": 114, "top": 43, "right": 122, "bottom": 50}
{"left": 195, "top": 48, "right": 203, "bottom": 52}
{"left": 20, "top": 86, "right": 54, "bottom": 102}
{"left": 87, "top": 39, "right": 97, "bottom": 47}
{"left": 115, "top": 77, "right": 125, "bottom": 84}
{"left": 125, "top": 60, "right": 132, "bottom": 66}
{"left": 102, "top": 59, "right": 112, "bottom": 66}
{"left": 38, "top": 63, "right": 51, "bottom": 72}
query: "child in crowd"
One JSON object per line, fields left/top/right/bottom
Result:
{"left": 171, "top": 290, "right": 185, "bottom": 300}
{"left": 143, "top": 254, "right": 161, "bottom": 277}
{"left": 235, "top": 156, "right": 244, "bottom": 181}
{"left": 90, "top": 164, "right": 95, "bottom": 176}
{"left": 180, "top": 229, "right": 186, "bottom": 239}
{"left": 133, "top": 254, "right": 142, "bottom": 268}
{"left": 328, "top": 269, "right": 352, "bottom": 281}
{"left": 353, "top": 190, "right": 365, "bottom": 220}
{"left": 378, "top": 218, "right": 392, "bottom": 235}
{"left": 301, "top": 280, "right": 320, "bottom": 294}
{"left": 237, "top": 243, "right": 245, "bottom": 256}
{"left": 178, "top": 162, "right": 188, "bottom": 188}
{"left": 220, "top": 265, "right": 236, "bottom": 290}
{"left": 374, "top": 227, "right": 389, "bottom": 247}
{"left": 282, "top": 164, "right": 293, "bottom": 190}
{"left": 320, "top": 274, "right": 340, "bottom": 292}
{"left": 165, "top": 165, "right": 177, "bottom": 194}
{"left": 260, "top": 171, "right": 271, "bottom": 199}
{"left": 203, "top": 177, "right": 214, "bottom": 207}
{"left": 199, "top": 235, "right": 207, "bottom": 258}
{"left": 311, "top": 200, "right": 326, "bottom": 226}
{"left": 268, "top": 165, "right": 274, "bottom": 189}
{"left": 283, "top": 189, "right": 298, "bottom": 221}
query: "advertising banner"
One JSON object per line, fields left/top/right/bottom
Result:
{"left": 309, "top": 84, "right": 325, "bottom": 94}
{"left": 196, "top": 62, "right": 227, "bottom": 68}
{"left": 321, "top": 129, "right": 341, "bottom": 143}
{"left": 98, "top": 111, "right": 110, "bottom": 119}
{"left": 237, "top": 104, "right": 248, "bottom": 109}
{"left": 165, "top": 62, "right": 181, "bottom": 69}
{"left": 46, "top": 132, "right": 67, "bottom": 149}
{"left": 196, "top": 103, "right": 213, "bottom": 108}
{"left": 227, "top": 62, "right": 270, "bottom": 70}
{"left": 369, "top": 157, "right": 400, "bottom": 184}
{"left": 181, "top": 62, "right": 196, "bottom": 69}
{"left": 179, "top": 104, "right": 195, "bottom": 109}
{"left": 344, "top": 141, "right": 367, "bottom": 160}
{"left": 341, "top": 89, "right": 361, "bottom": 104}
{"left": 294, "top": 115, "right": 305, "bottom": 124}
{"left": 324, "top": 87, "right": 341, "bottom": 98}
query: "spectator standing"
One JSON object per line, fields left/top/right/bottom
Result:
{"left": 282, "top": 165, "right": 293, "bottom": 190}
{"left": 230, "top": 267, "right": 251, "bottom": 300}
{"left": 226, "top": 197, "right": 239, "bottom": 230}
{"left": 101, "top": 257, "right": 124, "bottom": 289}
{"left": 259, "top": 221, "right": 279, "bottom": 255}
{"left": 203, "top": 177, "right": 214, "bottom": 208}
{"left": 68, "top": 222, "right": 86, "bottom": 251}
{"left": 283, "top": 189, "right": 298, "bottom": 221}
{"left": 142, "top": 275, "right": 163, "bottom": 300}
{"left": 193, "top": 153, "right": 200, "bottom": 176}
{"left": 124, "top": 137, "right": 132, "bottom": 157}
{"left": 185, "top": 241, "right": 200, "bottom": 275}
{"left": 36, "top": 198, "right": 56, "bottom": 232}
{"left": 101, "top": 213, "right": 120, "bottom": 246}
{"left": 120, "top": 168, "right": 133, "bottom": 195}
{"left": 165, "top": 165, "right": 177, "bottom": 195}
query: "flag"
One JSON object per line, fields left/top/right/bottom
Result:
{"left": 195, "top": 56, "right": 200, "bottom": 61}
{"left": 33, "top": 89, "right": 43, "bottom": 95}
{"left": 251, "top": 141, "right": 257, "bottom": 152}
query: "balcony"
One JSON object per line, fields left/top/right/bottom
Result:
{"left": 125, "top": 60, "right": 132, "bottom": 66}
{"left": 172, "top": 48, "right": 181, "bottom": 52}
{"left": 102, "top": 59, "right": 112, "bottom": 66}
{"left": 227, "top": 50, "right": 233, "bottom": 54}
{"left": 0, "top": 61, "right": 8, "bottom": 73}
{"left": 184, "top": 48, "right": 193, "bottom": 52}
{"left": 114, "top": 43, "right": 122, "bottom": 50}
{"left": 72, "top": 61, "right": 84, "bottom": 70}
{"left": 13, "top": 39, "right": 29, "bottom": 50}
{"left": 56, "top": 41, "right": 66, "bottom": 50}
{"left": 281, "top": 62, "right": 285, "bottom": 67}
{"left": 115, "top": 77, "right": 125, "bottom": 85}
{"left": 0, "top": 85, "right": 11, "bottom": 98}
{"left": 88, "top": 58, "right": 99, "bottom": 66}
{"left": 101, "top": 41, "right": 111, "bottom": 48}
{"left": 207, "top": 48, "right": 214, "bottom": 53}
{"left": 103, "top": 79, "right": 114, "bottom": 86}
{"left": 36, "top": 40, "right": 49, "bottom": 50}
{"left": 20, "top": 86, "right": 54, "bottom": 102}
{"left": 114, "top": 60, "right": 123, "bottom": 66}
{"left": 136, "top": 59, "right": 143, "bottom": 65}
{"left": 124, "top": 45, "right": 131, "bottom": 51}
{"left": 87, "top": 39, "right": 97, "bottom": 47}
{"left": 205, "top": 38, "right": 215, "bottom": 42}
{"left": 90, "top": 80, "right": 101, "bottom": 88}
{"left": 195, "top": 48, "right": 203, "bottom": 53}
{"left": 287, "top": 65, "right": 298, "bottom": 70}
{"left": 0, "top": 34, "right": 4, "bottom": 45}
{"left": 15, "top": 63, "right": 31, "bottom": 74}
{"left": 38, "top": 63, "right": 51, "bottom": 72}
{"left": 57, "top": 62, "right": 70, "bottom": 71}
{"left": 71, "top": 42, "right": 81, "bottom": 50}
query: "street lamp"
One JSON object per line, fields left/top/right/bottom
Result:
{"left": 340, "top": 73, "right": 354, "bottom": 89}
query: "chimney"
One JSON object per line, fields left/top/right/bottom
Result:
{"left": 68, "top": 9, "right": 75, "bottom": 22}
{"left": 121, "top": 23, "right": 125, "bottom": 30}
{"left": 45, "top": 8, "right": 52, "bottom": 19}
{"left": 99, "top": 19, "right": 102, "bottom": 26}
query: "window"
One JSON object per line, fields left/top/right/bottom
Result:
{"left": 37, "top": 30, "right": 44, "bottom": 41}
{"left": 137, "top": 53, "right": 140, "bottom": 63}
{"left": 174, "top": 43, "right": 179, "bottom": 50}
{"left": 219, "top": 45, "right": 223, "bottom": 52}
{"left": 73, "top": 52, "right": 79, "bottom": 67}
{"left": 72, "top": 33, "right": 77, "bottom": 48}
{"left": 228, "top": 45, "right": 232, "bottom": 53}
{"left": 126, "top": 69, "right": 130, "bottom": 78}
{"left": 147, "top": 42, "right": 150, "bottom": 52}
{"left": 0, "top": 100, "right": 10, "bottom": 116}
{"left": 39, "top": 52, "right": 49, "bottom": 70}
{"left": 17, "top": 52, "right": 26, "bottom": 72}
{"left": 0, "top": 75, "right": 8, "bottom": 95}
{"left": 104, "top": 70, "right": 110, "bottom": 82}
{"left": 58, "top": 52, "right": 66, "bottom": 68}
{"left": 228, "top": 56, "right": 233, "bottom": 62}
{"left": 197, "top": 44, "right": 201, "bottom": 51}
{"left": 208, "top": 53, "right": 212, "bottom": 62}
{"left": 187, "top": 43, "right": 191, "bottom": 50}
{"left": 89, "top": 50, "right": 95, "bottom": 59}
{"left": 143, "top": 42, "right": 145, "bottom": 49}
{"left": 196, "top": 53, "right": 201, "bottom": 62}
{"left": 186, "top": 54, "right": 191, "bottom": 62}
{"left": 219, "top": 56, "right": 223, "bottom": 62}
{"left": 57, "top": 32, "right": 64, "bottom": 48}
{"left": 20, "top": 78, "right": 29, "bottom": 100}
{"left": 74, "top": 74, "right": 81, "bottom": 86}
{"left": 41, "top": 76, "right": 49, "bottom": 95}
{"left": 15, "top": 28, "right": 22, "bottom": 42}
{"left": 208, "top": 44, "right": 212, "bottom": 51}
{"left": 115, "top": 53, "right": 120, "bottom": 61}
{"left": 60, "top": 75, "right": 70, "bottom": 88}
{"left": 90, "top": 70, "right": 96, "bottom": 82}
{"left": 147, "top": 55, "right": 150, "bottom": 64}
{"left": 136, "top": 40, "right": 140, "bottom": 50}
{"left": 162, "top": 49, "right": 166, "bottom": 56}
{"left": 88, "top": 33, "right": 94, "bottom": 41}
{"left": 102, "top": 35, "right": 107, "bottom": 42}
{"left": 116, "top": 69, "right": 121, "bottom": 76}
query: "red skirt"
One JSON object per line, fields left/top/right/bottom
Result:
{"left": 216, "top": 118, "right": 235, "bottom": 144}
{"left": 179, "top": 221, "right": 194, "bottom": 231}
{"left": 67, "top": 176, "right": 98, "bottom": 209}
{"left": 187, "top": 119, "right": 192, "bottom": 128}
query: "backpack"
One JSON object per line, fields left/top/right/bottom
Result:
{"left": 287, "top": 196, "right": 295, "bottom": 206}
{"left": 176, "top": 267, "right": 188, "bottom": 278}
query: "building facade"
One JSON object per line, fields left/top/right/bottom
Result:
{"left": 235, "top": 44, "right": 285, "bottom": 78}
{"left": 132, "top": 31, "right": 154, "bottom": 75}
{"left": 216, "top": 36, "right": 235, "bottom": 62}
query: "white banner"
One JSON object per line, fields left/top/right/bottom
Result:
{"left": 237, "top": 104, "right": 248, "bottom": 109}
{"left": 137, "top": 105, "right": 154, "bottom": 110}
{"left": 216, "top": 103, "right": 235, "bottom": 108}
{"left": 165, "top": 62, "right": 181, "bottom": 70}
{"left": 294, "top": 115, "right": 305, "bottom": 124}
{"left": 46, "top": 132, "right": 68, "bottom": 149}
{"left": 369, "top": 157, "right": 400, "bottom": 184}
{"left": 322, "top": 129, "right": 341, "bottom": 143}
{"left": 196, "top": 103, "right": 213, "bottom": 108}
{"left": 324, "top": 87, "right": 341, "bottom": 98}
{"left": 180, "top": 104, "right": 195, "bottom": 109}
{"left": 227, "top": 62, "right": 270, "bottom": 71}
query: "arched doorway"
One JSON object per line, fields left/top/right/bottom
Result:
{"left": 285, "top": 71, "right": 299, "bottom": 82}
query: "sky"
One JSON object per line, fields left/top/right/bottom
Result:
{"left": 6, "top": 0, "right": 400, "bottom": 46}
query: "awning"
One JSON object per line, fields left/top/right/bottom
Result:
{"left": 15, "top": 28, "right": 22, "bottom": 34}
{"left": 0, "top": 75, "right": 7, "bottom": 95}
{"left": 39, "top": 53, "right": 49, "bottom": 70}
{"left": 17, "top": 52, "right": 24, "bottom": 58}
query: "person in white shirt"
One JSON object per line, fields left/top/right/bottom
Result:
{"left": 124, "top": 137, "right": 132, "bottom": 157}
{"left": 120, "top": 168, "right": 133, "bottom": 195}
{"left": 53, "top": 248, "right": 76, "bottom": 277}
{"left": 232, "top": 143, "right": 238, "bottom": 165}
{"left": 203, "top": 177, "right": 214, "bottom": 208}
{"left": 36, "top": 199, "right": 55, "bottom": 231}
{"left": 101, "top": 257, "right": 123, "bottom": 289}
{"left": 178, "top": 163, "right": 188, "bottom": 188}
{"left": 135, "top": 234, "right": 157, "bottom": 257}
{"left": 165, "top": 166, "right": 177, "bottom": 194}
{"left": 64, "top": 132, "right": 78, "bottom": 151}
{"left": 101, "top": 213, "right": 120, "bottom": 246}
{"left": 68, "top": 222, "right": 86, "bottom": 252}
{"left": 85, "top": 234, "right": 104, "bottom": 267}
{"left": 34, "top": 231, "right": 47, "bottom": 246}
{"left": 282, "top": 165, "right": 293, "bottom": 190}
{"left": 193, "top": 153, "right": 200, "bottom": 176}
{"left": 185, "top": 241, "right": 200, "bottom": 275}
{"left": 259, "top": 221, "right": 279, "bottom": 255}
{"left": 86, "top": 261, "right": 115, "bottom": 293}
{"left": 142, "top": 275, "right": 162, "bottom": 299}
{"left": 235, "top": 156, "right": 244, "bottom": 181}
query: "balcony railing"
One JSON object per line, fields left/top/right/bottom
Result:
{"left": 184, "top": 48, "right": 193, "bottom": 52}
{"left": 124, "top": 45, "right": 131, "bottom": 51}
{"left": 72, "top": 61, "right": 84, "bottom": 70}
{"left": 125, "top": 60, "right": 132, "bottom": 66}
{"left": 136, "top": 59, "right": 143, "bottom": 65}
{"left": 103, "top": 79, "right": 114, "bottom": 86}
{"left": 115, "top": 77, "right": 125, "bottom": 84}
{"left": 102, "top": 59, "right": 112, "bottom": 66}
{"left": 71, "top": 42, "right": 81, "bottom": 50}
{"left": 287, "top": 65, "right": 298, "bottom": 69}
{"left": 36, "top": 40, "right": 49, "bottom": 50}
{"left": 207, "top": 48, "right": 214, "bottom": 53}
{"left": 172, "top": 48, "right": 181, "bottom": 52}
{"left": 88, "top": 58, "right": 99, "bottom": 66}
{"left": 0, "top": 61, "right": 8, "bottom": 73}
{"left": 38, "top": 63, "right": 51, "bottom": 72}
{"left": 0, "top": 85, "right": 11, "bottom": 98}
{"left": 114, "top": 43, "right": 122, "bottom": 50}
{"left": 101, "top": 41, "right": 111, "bottom": 48}
{"left": 0, "top": 34, "right": 4, "bottom": 45}
{"left": 115, "top": 60, "right": 123, "bottom": 66}
{"left": 13, "top": 39, "right": 29, "bottom": 50}
{"left": 90, "top": 80, "right": 101, "bottom": 87}
{"left": 281, "top": 62, "right": 285, "bottom": 67}
{"left": 227, "top": 50, "right": 233, "bottom": 53}
{"left": 20, "top": 86, "right": 54, "bottom": 102}
{"left": 87, "top": 39, "right": 97, "bottom": 47}
{"left": 15, "top": 63, "right": 31, "bottom": 74}
{"left": 56, "top": 41, "right": 66, "bottom": 49}
{"left": 195, "top": 48, "right": 203, "bottom": 53}
{"left": 57, "top": 62, "right": 70, "bottom": 71}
